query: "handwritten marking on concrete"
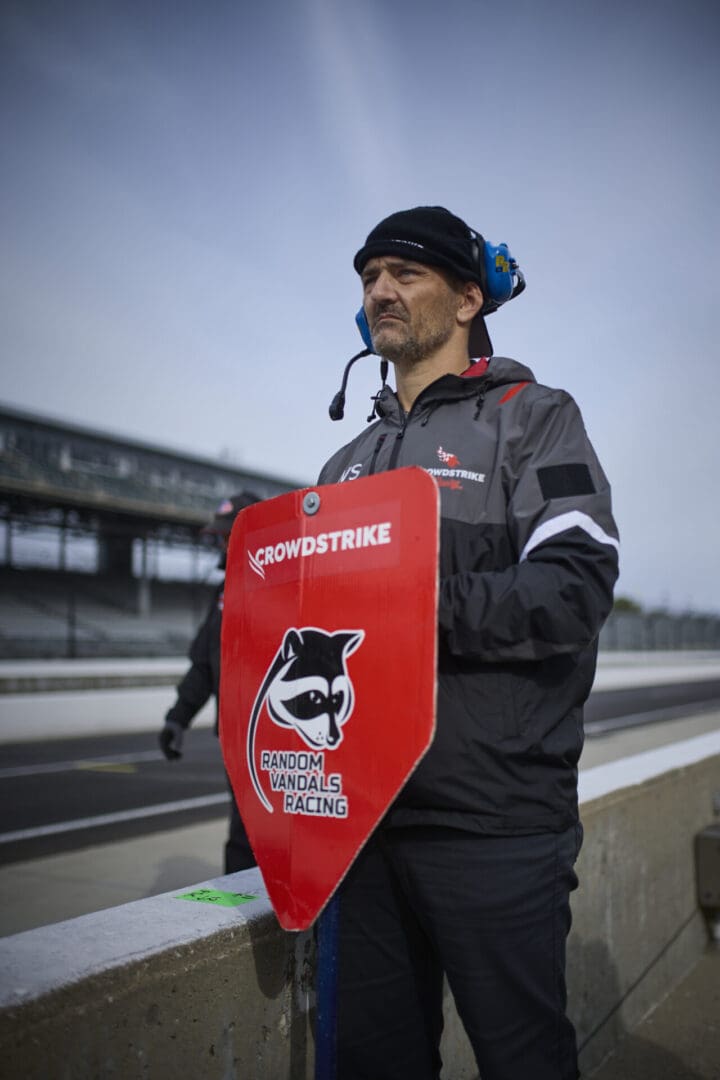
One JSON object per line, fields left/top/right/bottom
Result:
{"left": 175, "top": 889, "right": 258, "bottom": 907}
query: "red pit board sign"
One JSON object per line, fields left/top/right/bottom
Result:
{"left": 220, "top": 467, "right": 439, "bottom": 930}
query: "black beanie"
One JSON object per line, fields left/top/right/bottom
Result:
{"left": 354, "top": 206, "right": 484, "bottom": 284}
{"left": 354, "top": 206, "right": 494, "bottom": 357}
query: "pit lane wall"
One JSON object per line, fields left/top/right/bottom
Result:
{"left": 1, "top": 731, "right": 719, "bottom": 1079}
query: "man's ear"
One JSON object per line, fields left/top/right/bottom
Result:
{"left": 457, "top": 281, "right": 484, "bottom": 328}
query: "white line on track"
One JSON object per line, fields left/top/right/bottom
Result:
{"left": 585, "top": 697, "right": 720, "bottom": 736}
{"left": 0, "top": 750, "right": 165, "bottom": 779}
{"left": 0, "top": 793, "right": 230, "bottom": 844}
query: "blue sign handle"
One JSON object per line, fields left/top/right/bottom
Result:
{"left": 315, "top": 893, "right": 340, "bottom": 1080}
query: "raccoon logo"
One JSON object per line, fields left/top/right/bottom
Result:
{"left": 247, "top": 626, "right": 364, "bottom": 811}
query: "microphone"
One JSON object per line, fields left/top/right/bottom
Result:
{"left": 366, "top": 359, "right": 389, "bottom": 422}
{"left": 329, "top": 348, "right": 372, "bottom": 420}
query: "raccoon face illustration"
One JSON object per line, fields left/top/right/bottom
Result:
{"left": 266, "top": 628, "right": 364, "bottom": 749}
{"left": 246, "top": 625, "right": 365, "bottom": 812}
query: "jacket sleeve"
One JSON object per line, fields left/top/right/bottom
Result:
{"left": 164, "top": 597, "right": 217, "bottom": 728}
{"left": 438, "top": 389, "right": 619, "bottom": 662}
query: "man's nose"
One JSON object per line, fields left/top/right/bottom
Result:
{"left": 367, "top": 271, "right": 398, "bottom": 304}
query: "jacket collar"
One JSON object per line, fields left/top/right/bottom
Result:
{"left": 374, "top": 356, "right": 536, "bottom": 421}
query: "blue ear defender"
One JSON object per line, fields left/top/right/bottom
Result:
{"left": 484, "top": 242, "right": 517, "bottom": 305}
{"left": 472, "top": 232, "right": 526, "bottom": 315}
{"left": 355, "top": 307, "right": 374, "bottom": 351}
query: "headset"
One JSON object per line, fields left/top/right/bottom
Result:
{"left": 353, "top": 235, "right": 524, "bottom": 352}
{"left": 329, "top": 234, "right": 525, "bottom": 420}
{"left": 471, "top": 233, "right": 526, "bottom": 316}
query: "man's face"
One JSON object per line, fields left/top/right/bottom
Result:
{"left": 360, "top": 256, "right": 463, "bottom": 367}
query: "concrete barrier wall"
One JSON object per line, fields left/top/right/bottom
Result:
{"left": 1, "top": 737, "right": 719, "bottom": 1080}
{"left": 571, "top": 742, "right": 718, "bottom": 1075}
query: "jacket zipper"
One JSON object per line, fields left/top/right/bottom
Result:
{"left": 373, "top": 390, "right": 451, "bottom": 475}
{"left": 368, "top": 433, "right": 388, "bottom": 476}
{"left": 387, "top": 414, "right": 407, "bottom": 471}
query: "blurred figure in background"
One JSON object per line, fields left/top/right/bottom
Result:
{"left": 158, "top": 491, "right": 260, "bottom": 872}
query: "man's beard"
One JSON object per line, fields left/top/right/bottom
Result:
{"left": 378, "top": 323, "right": 454, "bottom": 365}
{"left": 373, "top": 296, "right": 458, "bottom": 366}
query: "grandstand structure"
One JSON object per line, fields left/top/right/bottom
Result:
{"left": 0, "top": 402, "right": 305, "bottom": 658}
{"left": 4, "top": 402, "right": 718, "bottom": 660}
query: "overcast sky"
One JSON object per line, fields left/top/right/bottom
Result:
{"left": 2, "top": 0, "right": 719, "bottom": 612}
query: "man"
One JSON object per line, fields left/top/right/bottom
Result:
{"left": 158, "top": 491, "right": 260, "bottom": 873}
{"left": 317, "top": 207, "right": 619, "bottom": 1080}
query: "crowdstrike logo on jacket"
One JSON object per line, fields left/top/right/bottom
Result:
{"left": 248, "top": 521, "right": 393, "bottom": 580}
{"left": 427, "top": 446, "right": 486, "bottom": 490}
{"left": 437, "top": 446, "right": 460, "bottom": 467}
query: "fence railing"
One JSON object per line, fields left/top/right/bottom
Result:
{"left": 600, "top": 610, "right": 720, "bottom": 651}
{"left": 3, "top": 574, "right": 720, "bottom": 660}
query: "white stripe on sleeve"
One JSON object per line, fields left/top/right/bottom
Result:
{"left": 519, "top": 510, "right": 620, "bottom": 563}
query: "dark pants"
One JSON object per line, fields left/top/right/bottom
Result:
{"left": 224, "top": 773, "right": 256, "bottom": 873}
{"left": 337, "top": 825, "right": 582, "bottom": 1080}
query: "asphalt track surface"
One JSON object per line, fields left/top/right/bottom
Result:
{"left": 582, "top": 676, "right": 720, "bottom": 734}
{"left": 2, "top": 678, "right": 720, "bottom": 867}
{"left": 0, "top": 728, "right": 228, "bottom": 865}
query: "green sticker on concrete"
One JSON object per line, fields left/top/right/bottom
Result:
{"left": 175, "top": 888, "right": 258, "bottom": 907}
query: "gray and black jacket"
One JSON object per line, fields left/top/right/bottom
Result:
{"left": 318, "top": 356, "right": 619, "bottom": 835}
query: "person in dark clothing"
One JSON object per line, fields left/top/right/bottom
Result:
{"left": 158, "top": 491, "right": 261, "bottom": 873}
{"left": 318, "top": 207, "right": 619, "bottom": 1080}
